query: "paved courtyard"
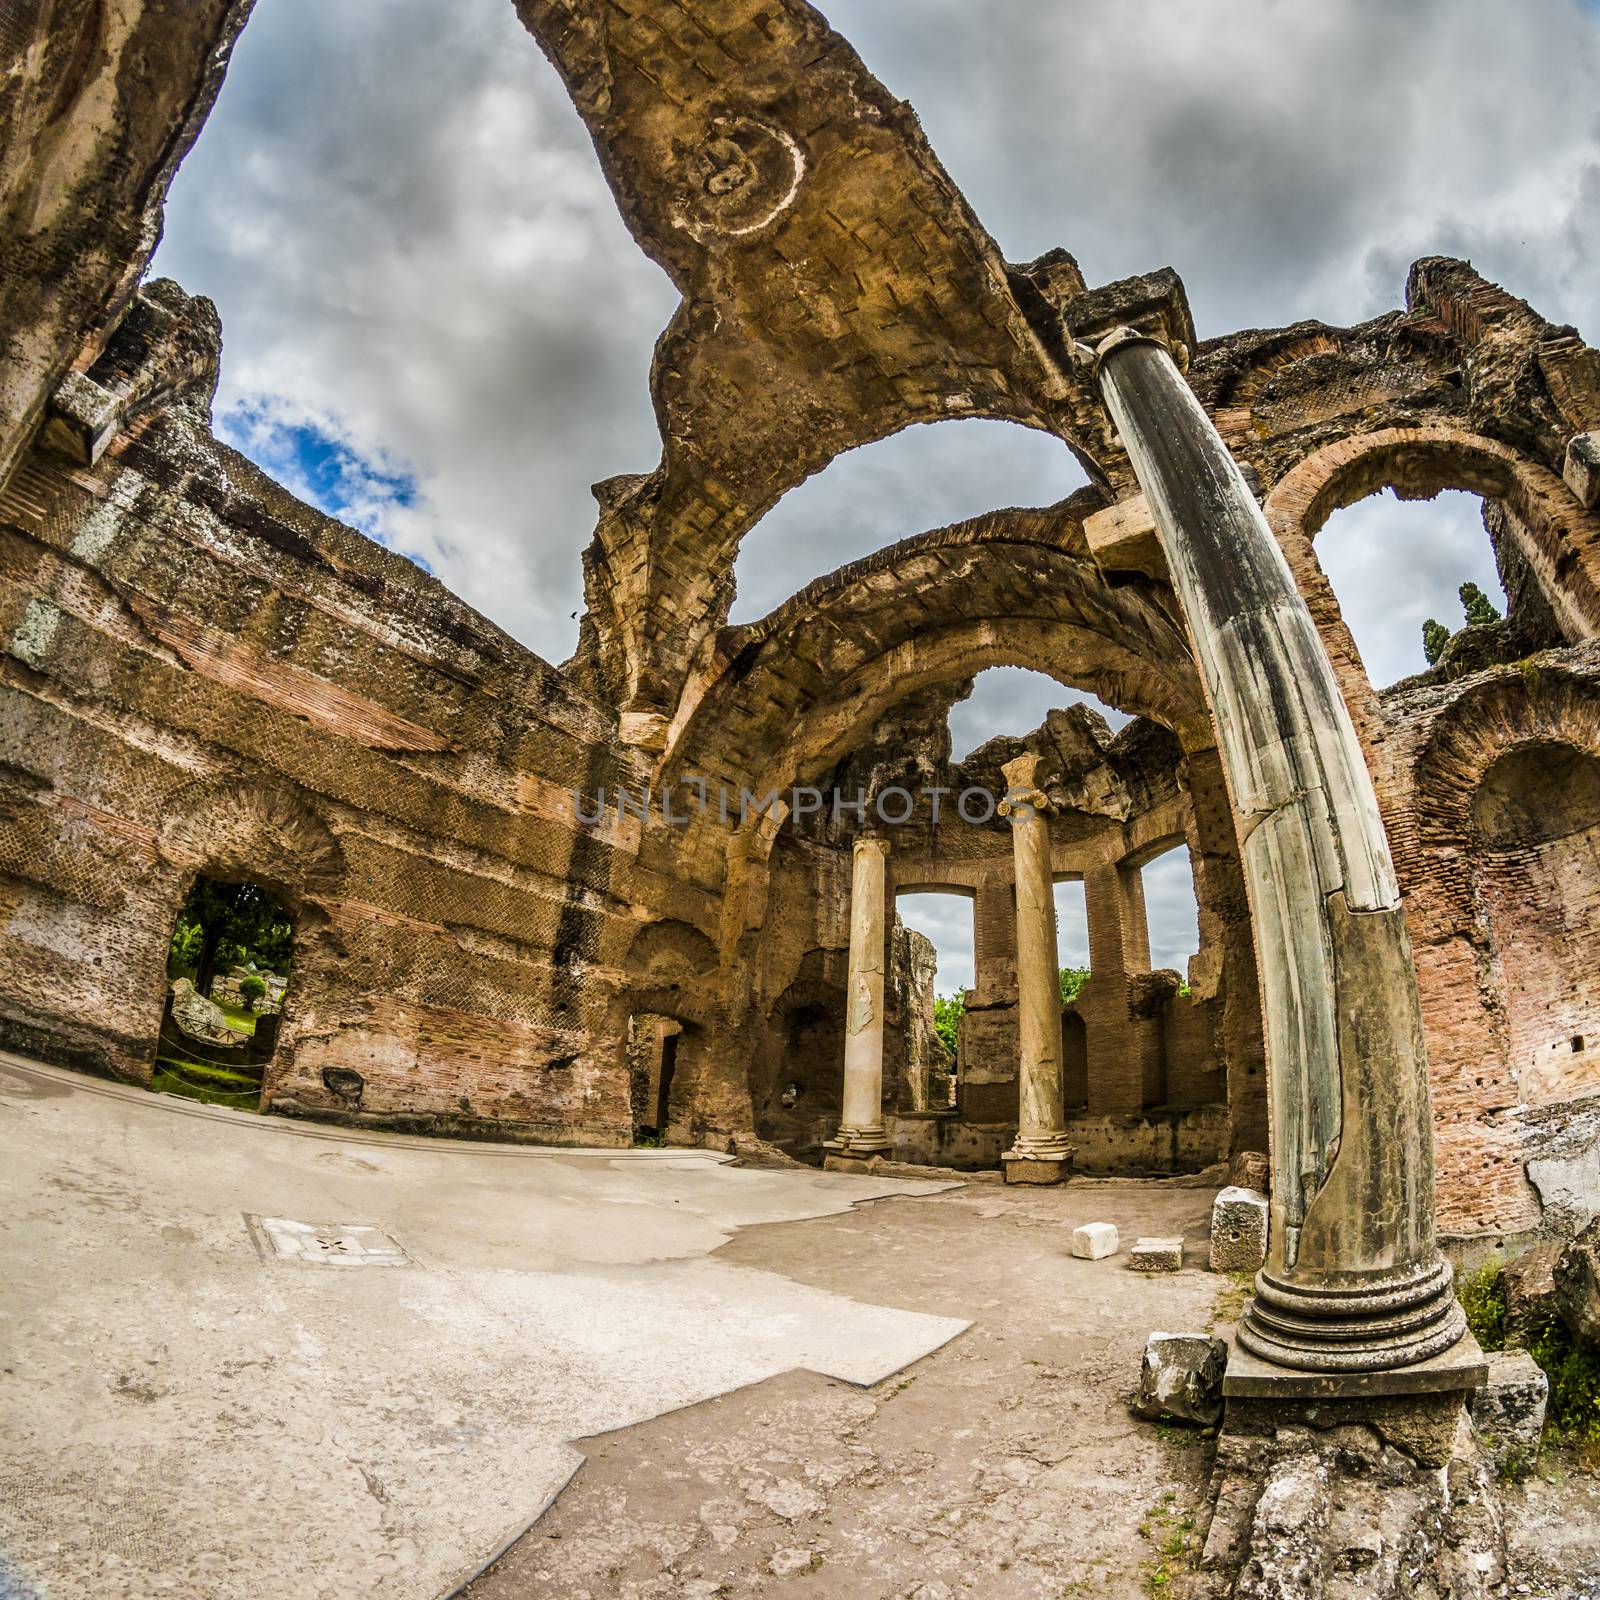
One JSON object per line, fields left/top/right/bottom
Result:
{"left": 0, "top": 1055, "right": 964, "bottom": 1599}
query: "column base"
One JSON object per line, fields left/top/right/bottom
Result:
{"left": 1001, "top": 1134, "right": 1074, "bottom": 1185}
{"left": 823, "top": 1125, "right": 890, "bottom": 1162}
{"left": 1236, "top": 1255, "right": 1471, "bottom": 1375}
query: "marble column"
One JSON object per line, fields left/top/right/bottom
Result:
{"left": 825, "top": 834, "right": 891, "bottom": 1163}
{"left": 1093, "top": 328, "right": 1468, "bottom": 1378}
{"left": 999, "top": 753, "right": 1074, "bottom": 1183}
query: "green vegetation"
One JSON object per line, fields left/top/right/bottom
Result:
{"left": 168, "top": 875, "right": 293, "bottom": 996}
{"left": 1059, "top": 965, "right": 1090, "bottom": 1006}
{"left": 1422, "top": 580, "right": 1505, "bottom": 665}
{"left": 213, "top": 999, "right": 257, "bottom": 1036}
{"left": 1138, "top": 1491, "right": 1196, "bottom": 1594}
{"left": 238, "top": 973, "right": 267, "bottom": 1005}
{"left": 933, "top": 992, "right": 963, "bottom": 1054}
{"left": 150, "top": 1053, "right": 262, "bottom": 1110}
{"left": 1457, "top": 1257, "right": 1600, "bottom": 1469}
{"left": 1460, "top": 581, "right": 1503, "bottom": 627}
{"left": 1458, "top": 1260, "right": 1508, "bottom": 1350}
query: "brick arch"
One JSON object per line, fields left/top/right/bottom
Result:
{"left": 663, "top": 511, "right": 1207, "bottom": 803}
{"left": 1263, "top": 425, "right": 1600, "bottom": 756}
{"left": 1412, "top": 667, "right": 1600, "bottom": 853}
{"left": 157, "top": 778, "right": 344, "bottom": 911}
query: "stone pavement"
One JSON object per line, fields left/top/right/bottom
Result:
{"left": 0, "top": 1055, "right": 965, "bottom": 1600}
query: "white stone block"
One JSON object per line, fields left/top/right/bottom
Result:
{"left": 1209, "top": 1185, "right": 1269, "bottom": 1273}
{"left": 1129, "top": 1235, "right": 1184, "bottom": 1273}
{"left": 1072, "top": 1222, "right": 1119, "bottom": 1260}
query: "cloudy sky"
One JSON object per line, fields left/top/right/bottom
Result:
{"left": 152, "top": 0, "right": 1600, "bottom": 985}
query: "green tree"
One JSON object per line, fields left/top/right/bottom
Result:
{"left": 238, "top": 974, "right": 268, "bottom": 1005}
{"left": 1459, "top": 581, "right": 1503, "bottom": 627}
{"left": 1059, "top": 965, "right": 1090, "bottom": 1006}
{"left": 169, "top": 876, "right": 293, "bottom": 995}
{"left": 1421, "top": 617, "right": 1450, "bottom": 666}
{"left": 933, "top": 992, "right": 963, "bottom": 1055}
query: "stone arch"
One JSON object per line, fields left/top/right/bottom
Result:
{"left": 158, "top": 779, "right": 344, "bottom": 909}
{"left": 665, "top": 511, "right": 1208, "bottom": 804}
{"left": 623, "top": 918, "right": 720, "bottom": 984}
{"left": 1263, "top": 425, "right": 1600, "bottom": 753}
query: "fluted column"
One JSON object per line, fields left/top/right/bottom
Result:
{"left": 825, "top": 834, "right": 891, "bottom": 1162}
{"left": 1093, "top": 328, "right": 1466, "bottom": 1376}
{"left": 999, "top": 754, "right": 1074, "bottom": 1183}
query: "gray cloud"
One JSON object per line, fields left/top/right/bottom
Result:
{"left": 154, "top": 0, "right": 1597, "bottom": 737}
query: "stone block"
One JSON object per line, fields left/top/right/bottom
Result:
{"left": 1228, "top": 1150, "right": 1270, "bottom": 1193}
{"left": 1500, "top": 1241, "right": 1562, "bottom": 1346}
{"left": 1472, "top": 1350, "right": 1547, "bottom": 1477}
{"left": 1565, "top": 430, "right": 1600, "bottom": 508}
{"left": 1071, "top": 1221, "right": 1119, "bottom": 1260}
{"left": 1554, "top": 1220, "right": 1600, "bottom": 1342}
{"left": 1132, "top": 1331, "right": 1227, "bottom": 1425}
{"left": 1129, "top": 1235, "right": 1184, "bottom": 1273}
{"left": 1209, "top": 1185, "right": 1269, "bottom": 1273}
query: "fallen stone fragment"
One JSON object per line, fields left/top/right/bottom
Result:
{"left": 1500, "top": 1242, "right": 1562, "bottom": 1347}
{"left": 169, "top": 976, "right": 245, "bottom": 1046}
{"left": 1472, "top": 1350, "right": 1548, "bottom": 1479}
{"left": 1209, "top": 1186, "right": 1269, "bottom": 1273}
{"left": 1228, "top": 1150, "right": 1270, "bottom": 1193}
{"left": 1554, "top": 1220, "right": 1600, "bottom": 1343}
{"left": 1132, "top": 1331, "right": 1227, "bottom": 1425}
{"left": 1071, "top": 1221, "right": 1119, "bottom": 1259}
{"left": 1129, "top": 1236, "right": 1184, "bottom": 1273}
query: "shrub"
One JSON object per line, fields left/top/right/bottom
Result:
{"left": 238, "top": 974, "right": 268, "bottom": 1005}
{"left": 1458, "top": 1261, "right": 1507, "bottom": 1352}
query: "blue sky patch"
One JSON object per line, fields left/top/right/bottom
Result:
{"left": 218, "top": 403, "right": 433, "bottom": 574}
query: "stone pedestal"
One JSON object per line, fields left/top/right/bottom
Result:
{"left": 998, "top": 753, "right": 1072, "bottom": 1185}
{"left": 824, "top": 835, "right": 891, "bottom": 1160}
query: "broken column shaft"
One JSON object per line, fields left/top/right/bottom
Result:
{"left": 1093, "top": 329, "right": 1466, "bottom": 1373}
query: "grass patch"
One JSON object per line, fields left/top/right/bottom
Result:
{"left": 151, "top": 1054, "right": 262, "bottom": 1110}
{"left": 213, "top": 999, "right": 257, "bottom": 1036}
{"left": 1138, "top": 1491, "right": 1196, "bottom": 1594}
{"left": 1209, "top": 1269, "right": 1256, "bottom": 1331}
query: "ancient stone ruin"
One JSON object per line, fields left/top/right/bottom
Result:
{"left": 3, "top": 3, "right": 1599, "bottom": 1596}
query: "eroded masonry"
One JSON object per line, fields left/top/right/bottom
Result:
{"left": 6, "top": 8, "right": 1600, "bottom": 1248}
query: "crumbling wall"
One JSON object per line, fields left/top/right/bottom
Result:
{"left": 0, "top": 288, "right": 662, "bottom": 1145}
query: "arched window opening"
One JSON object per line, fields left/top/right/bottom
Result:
{"left": 893, "top": 891, "right": 972, "bottom": 1113}
{"left": 1472, "top": 743, "right": 1600, "bottom": 1109}
{"left": 1053, "top": 878, "right": 1091, "bottom": 1111}
{"left": 158, "top": 875, "right": 294, "bottom": 1109}
{"left": 1314, "top": 489, "right": 1509, "bottom": 688}
{"left": 1138, "top": 843, "right": 1200, "bottom": 983}
{"left": 951, "top": 667, "right": 1129, "bottom": 763}
{"left": 728, "top": 420, "right": 1088, "bottom": 625}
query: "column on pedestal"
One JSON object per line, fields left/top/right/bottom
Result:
{"left": 1094, "top": 327, "right": 1466, "bottom": 1374}
{"left": 999, "top": 753, "right": 1074, "bottom": 1183}
{"left": 825, "top": 834, "right": 891, "bottom": 1160}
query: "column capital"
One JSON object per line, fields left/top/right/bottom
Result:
{"left": 852, "top": 832, "right": 891, "bottom": 860}
{"left": 999, "top": 752, "right": 1053, "bottom": 821}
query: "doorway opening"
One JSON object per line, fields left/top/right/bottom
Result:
{"left": 157, "top": 875, "right": 294, "bottom": 1109}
